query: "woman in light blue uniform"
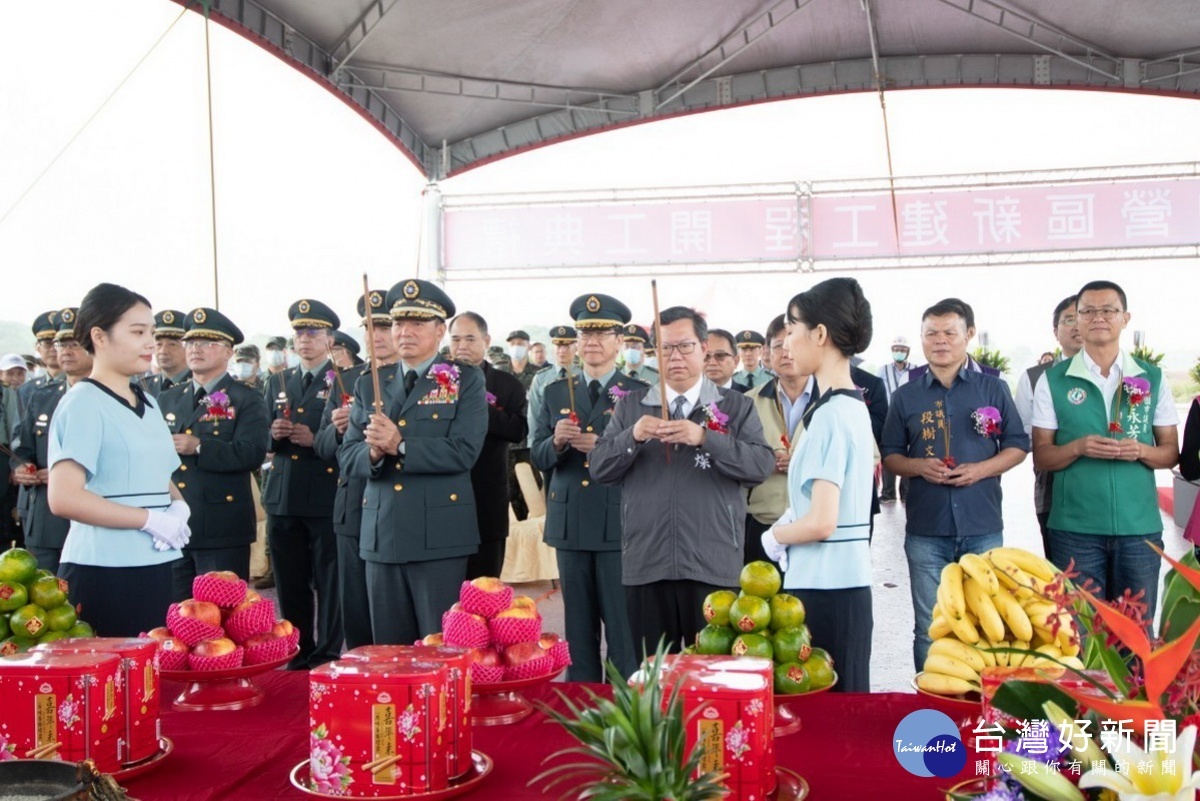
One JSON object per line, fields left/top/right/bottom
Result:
{"left": 761, "top": 277, "right": 875, "bottom": 692}
{"left": 48, "top": 284, "right": 192, "bottom": 637}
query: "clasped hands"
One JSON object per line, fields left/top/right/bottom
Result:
{"left": 365, "top": 412, "right": 403, "bottom": 462}
{"left": 917, "top": 458, "right": 987, "bottom": 487}
{"left": 631, "top": 415, "right": 707, "bottom": 447}
{"left": 142, "top": 500, "right": 192, "bottom": 552}
{"left": 1077, "top": 434, "right": 1141, "bottom": 462}
{"left": 270, "top": 418, "right": 315, "bottom": 447}
{"left": 552, "top": 419, "right": 598, "bottom": 454}
{"left": 11, "top": 466, "right": 48, "bottom": 486}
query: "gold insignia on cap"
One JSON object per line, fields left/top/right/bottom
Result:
{"left": 403, "top": 281, "right": 419, "bottom": 299}
{"left": 48, "top": 312, "right": 58, "bottom": 324}
{"left": 743, "top": 331, "right": 752, "bottom": 340}
{"left": 193, "top": 309, "right": 206, "bottom": 324}
{"left": 586, "top": 296, "right": 601, "bottom": 313}
{"left": 370, "top": 291, "right": 383, "bottom": 309}
{"left": 626, "top": 324, "right": 636, "bottom": 334}
{"left": 163, "top": 311, "right": 175, "bottom": 324}
{"left": 62, "top": 310, "right": 74, "bottom": 323}
{"left": 298, "top": 300, "right": 311, "bottom": 314}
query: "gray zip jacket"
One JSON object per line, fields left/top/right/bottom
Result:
{"left": 589, "top": 377, "right": 774, "bottom": 588}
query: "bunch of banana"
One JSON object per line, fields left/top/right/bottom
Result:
{"left": 922, "top": 548, "right": 1083, "bottom": 696}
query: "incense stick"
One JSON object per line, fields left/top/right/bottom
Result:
{"left": 362, "top": 275, "right": 384, "bottom": 416}
{"left": 650, "top": 280, "right": 671, "bottom": 462}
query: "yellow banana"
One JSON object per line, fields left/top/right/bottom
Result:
{"left": 928, "top": 614, "right": 952, "bottom": 640}
{"left": 1059, "top": 655, "right": 1084, "bottom": 670}
{"left": 964, "top": 576, "right": 1006, "bottom": 642}
{"left": 924, "top": 653, "right": 981, "bottom": 683}
{"left": 1011, "top": 640, "right": 1032, "bottom": 667}
{"left": 1032, "top": 643, "right": 1063, "bottom": 667}
{"left": 989, "top": 547, "right": 1057, "bottom": 583}
{"left": 945, "top": 612, "right": 980, "bottom": 644}
{"left": 1031, "top": 625, "right": 1056, "bottom": 646}
{"left": 929, "top": 637, "right": 987, "bottom": 672}
{"left": 989, "top": 558, "right": 1038, "bottom": 599}
{"left": 988, "top": 640, "right": 1011, "bottom": 667}
{"left": 940, "top": 562, "right": 966, "bottom": 619}
{"left": 1022, "top": 599, "right": 1058, "bottom": 621}
{"left": 917, "top": 671, "right": 980, "bottom": 697}
{"left": 992, "top": 587, "right": 1033, "bottom": 642}
{"left": 959, "top": 553, "right": 1000, "bottom": 596}
{"left": 978, "top": 643, "right": 997, "bottom": 667}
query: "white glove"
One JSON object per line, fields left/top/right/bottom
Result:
{"left": 142, "top": 508, "right": 191, "bottom": 552}
{"left": 165, "top": 499, "right": 191, "bottom": 522}
{"left": 761, "top": 508, "right": 797, "bottom": 571}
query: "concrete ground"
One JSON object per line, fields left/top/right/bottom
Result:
{"left": 508, "top": 462, "right": 1194, "bottom": 693}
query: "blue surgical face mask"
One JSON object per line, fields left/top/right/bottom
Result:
{"left": 892, "top": 351, "right": 908, "bottom": 363}
{"left": 644, "top": 356, "right": 659, "bottom": 371}
{"left": 265, "top": 350, "right": 287, "bottom": 368}
{"left": 623, "top": 348, "right": 643, "bottom": 366}
{"left": 231, "top": 361, "right": 255, "bottom": 380}
{"left": 286, "top": 353, "right": 301, "bottom": 368}
{"left": 508, "top": 345, "right": 528, "bottom": 361}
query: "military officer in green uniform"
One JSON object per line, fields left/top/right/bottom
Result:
{"left": 264, "top": 299, "right": 344, "bottom": 668}
{"left": 500, "top": 330, "right": 542, "bottom": 390}
{"left": 144, "top": 310, "right": 191, "bottom": 397}
{"left": 338, "top": 279, "right": 487, "bottom": 645}
{"left": 12, "top": 309, "right": 89, "bottom": 574}
{"left": 314, "top": 288, "right": 397, "bottom": 650}
{"left": 531, "top": 294, "right": 644, "bottom": 681}
{"left": 331, "top": 331, "right": 364, "bottom": 368}
{"left": 525, "top": 325, "right": 580, "bottom": 447}
{"left": 733, "top": 329, "right": 772, "bottom": 389}
{"left": 157, "top": 308, "right": 270, "bottom": 601}
{"left": 621, "top": 323, "right": 659, "bottom": 384}
{"left": 18, "top": 311, "right": 63, "bottom": 409}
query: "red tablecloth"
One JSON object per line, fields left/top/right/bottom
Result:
{"left": 125, "top": 671, "right": 980, "bottom": 800}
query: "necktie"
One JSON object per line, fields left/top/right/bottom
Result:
{"left": 671, "top": 396, "right": 687, "bottom": 420}
{"left": 301, "top": 372, "right": 313, "bottom": 393}
{"left": 162, "top": 378, "right": 174, "bottom": 391}
{"left": 403, "top": 369, "right": 419, "bottom": 396}
{"left": 745, "top": 374, "right": 755, "bottom": 388}
{"left": 559, "top": 367, "right": 567, "bottom": 379}
{"left": 193, "top": 388, "right": 207, "bottom": 410}
{"left": 588, "top": 380, "right": 601, "bottom": 404}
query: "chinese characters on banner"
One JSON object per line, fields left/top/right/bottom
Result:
{"left": 440, "top": 176, "right": 1200, "bottom": 272}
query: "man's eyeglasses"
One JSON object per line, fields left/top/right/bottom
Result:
{"left": 1057, "top": 316, "right": 1078, "bottom": 327}
{"left": 293, "top": 327, "right": 325, "bottom": 339}
{"left": 1076, "top": 308, "right": 1124, "bottom": 320}
{"left": 704, "top": 351, "right": 733, "bottom": 363}
{"left": 578, "top": 330, "right": 618, "bottom": 342}
{"left": 660, "top": 341, "right": 698, "bottom": 356}
{"left": 183, "top": 339, "right": 226, "bottom": 350}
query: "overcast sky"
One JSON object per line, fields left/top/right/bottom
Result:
{"left": 2, "top": 0, "right": 1199, "bottom": 370}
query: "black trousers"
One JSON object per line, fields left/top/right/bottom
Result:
{"left": 336, "top": 534, "right": 373, "bottom": 650}
{"left": 365, "top": 557, "right": 467, "bottom": 646}
{"left": 267, "top": 514, "right": 342, "bottom": 669}
{"left": 792, "top": 586, "right": 872, "bottom": 693}
{"left": 465, "top": 539, "right": 507, "bottom": 582}
{"left": 556, "top": 550, "right": 636, "bottom": 681}
{"left": 60, "top": 561, "right": 176, "bottom": 638}
{"left": 170, "top": 545, "right": 251, "bottom": 602}
{"left": 626, "top": 579, "right": 722, "bottom": 660}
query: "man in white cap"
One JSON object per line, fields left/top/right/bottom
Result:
{"left": 877, "top": 335, "right": 915, "bottom": 502}
{"left": 0, "top": 354, "right": 28, "bottom": 390}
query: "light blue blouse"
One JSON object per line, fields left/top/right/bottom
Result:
{"left": 782, "top": 392, "right": 875, "bottom": 590}
{"left": 48, "top": 381, "right": 181, "bottom": 567}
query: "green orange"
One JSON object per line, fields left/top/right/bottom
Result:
{"left": 739, "top": 561, "right": 781, "bottom": 599}
{"left": 695, "top": 624, "right": 737, "bottom": 655}
{"left": 802, "top": 649, "right": 835, "bottom": 690}
{"left": 0, "top": 548, "right": 38, "bottom": 585}
{"left": 769, "top": 593, "right": 805, "bottom": 629}
{"left": 730, "top": 633, "right": 773, "bottom": 659}
{"left": 45, "top": 604, "right": 77, "bottom": 633}
{"left": 28, "top": 576, "right": 66, "bottom": 610}
{"left": 728, "top": 595, "right": 771, "bottom": 634}
{"left": 702, "top": 590, "right": 738, "bottom": 627}
{"left": 9, "top": 604, "right": 47, "bottom": 639}
{"left": 774, "top": 662, "right": 811, "bottom": 694}
{"left": 771, "top": 625, "right": 812, "bottom": 664}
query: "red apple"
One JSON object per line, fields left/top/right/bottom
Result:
{"left": 271, "top": 619, "right": 295, "bottom": 638}
{"left": 421, "top": 632, "right": 444, "bottom": 646}
{"left": 158, "top": 635, "right": 189, "bottom": 654}
{"left": 206, "top": 571, "right": 242, "bottom": 583}
{"left": 503, "top": 641, "right": 548, "bottom": 667}
{"left": 537, "top": 633, "right": 561, "bottom": 650}
{"left": 469, "top": 647, "right": 500, "bottom": 667}
{"left": 145, "top": 627, "right": 173, "bottom": 642}
{"left": 469, "top": 576, "right": 505, "bottom": 592}
{"left": 510, "top": 596, "right": 536, "bottom": 611}
{"left": 243, "top": 590, "right": 262, "bottom": 604}
{"left": 176, "top": 599, "right": 222, "bottom": 628}
{"left": 192, "top": 637, "right": 237, "bottom": 658}
{"left": 494, "top": 606, "right": 538, "bottom": 620}
{"left": 242, "top": 633, "right": 277, "bottom": 648}
{"left": 230, "top": 593, "right": 264, "bottom": 617}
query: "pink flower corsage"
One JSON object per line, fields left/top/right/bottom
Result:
{"left": 703, "top": 402, "right": 730, "bottom": 434}
{"left": 1123, "top": 376, "right": 1150, "bottom": 405}
{"left": 430, "top": 363, "right": 460, "bottom": 392}
{"left": 202, "top": 390, "right": 235, "bottom": 421}
{"left": 485, "top": 391, "right": 497, "bottom": 407}
{"left": 970, "top": 406, "right": 1001, "bottom": 437}
{"left": 608, "top": 385, "right": 629, "bottom": 403}
{"left": 324, "top": 369, "right": 336, "bottom": 388}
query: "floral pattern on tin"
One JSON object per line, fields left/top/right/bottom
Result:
{"left": 58, "top": 694, "right": 81, "bottom": 730}
{"left": 398, "top": 703, "right": 422, "bottom": 743}
{"left": 725, "top": 720, "right": 751, "bottom": 762}
{"left": 309, "top": 723, "right": 353, "bottom": 795}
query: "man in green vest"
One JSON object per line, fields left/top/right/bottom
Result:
{"left": 1031, "top": 280, "right": 1179, "bottom": 619}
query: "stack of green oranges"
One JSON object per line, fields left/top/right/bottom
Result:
{"left": 0, "top": 547, "right": 94, "bottom": 654}
{"left": 694, "top": 561, "right": 835, "bottom": 694}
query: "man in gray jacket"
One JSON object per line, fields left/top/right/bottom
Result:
{"left": 590, "top": 306, "right": 775, "bottom": 655}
